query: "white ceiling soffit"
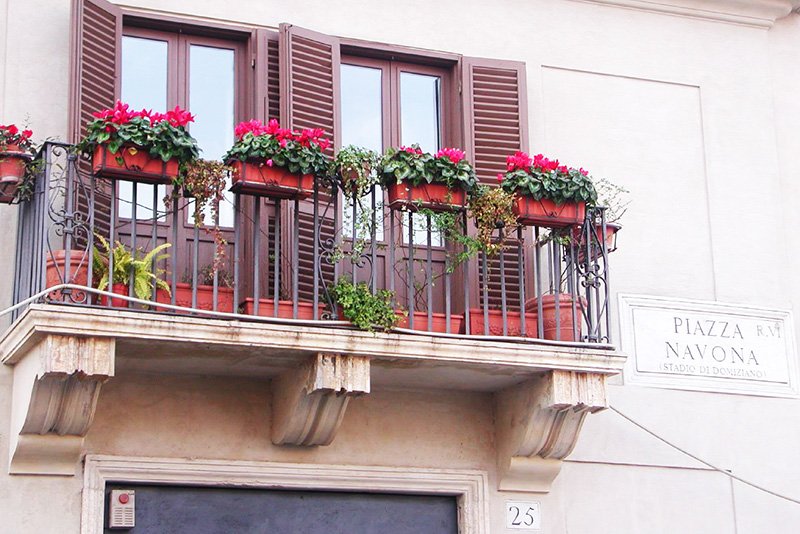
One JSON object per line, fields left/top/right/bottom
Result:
{"left": 572, "top": 0, "right": 798, "bottom": 27}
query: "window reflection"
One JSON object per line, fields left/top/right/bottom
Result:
{"left": 120, "top": 36, "right": 169, "bottom": 221}
{"left": 400, "top": 72, "right": 441, "bottom": 153}
{"left": 341, "top": 64, "right": 384, "bottom": 241}
{"left": 189, "top": 44, "right": 236, "bottom": 227}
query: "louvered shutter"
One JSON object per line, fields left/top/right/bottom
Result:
{"left": 279, "top": 24, "right": 339, "bottom": 305}
{"left": 462, "top": 58, "right": 529, "bottom": 310}
{"left": 69, "top": 0, "right": 121, "bottom": 245}
{"left": 462, "top": 58, "right": 528, "bottom": 183}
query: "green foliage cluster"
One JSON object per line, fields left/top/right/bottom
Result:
{"left": 92, "top": 234, "right": 171, "bottom": 301}
{"left": 224, "top": 132, "right": 328, "bottom": 176}
{"left": 501, "top": 167, "right": 597, "bottom": 205}
{"left": 331, "top": 278, "right": 399, "bottom": 333}
{"left": 331, "top": 145, "right": 381, "bottom": 198}
{"left": 381, "top": 144, "right": 477, "bottom": 192}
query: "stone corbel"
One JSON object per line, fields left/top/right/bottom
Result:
{"left": 5, "top": 335, "right": 115, "bottom": 475}
{"left": 272, "top": 353, "right": 370, "bottom": 446}
{"left": 495, "top": 370, "right": 608, "bottom": 493}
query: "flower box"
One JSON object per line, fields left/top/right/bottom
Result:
{"left": 514, "top": 196, "right": 585, "bottom": 228}
{"left": 0, "top": 144, "right": 30, "bottom": 202}
{"left": 45, "top": 249, "right": 89, "bottom": 303}
{"left": 241, "top": 297, "right": 325, "bottom": 319}
{"left": 464, "top": 308, "right": 539, "bottom": 337}
{"left": 228, "top": 160, "right": 313, "bottom": 199}
{"left": 525, "top": 294, "right": 585, "bottom": 341}
{"left": 155, "top": 283, "right": 235, "bottom": 313}
{"left": 92, "top": 144, "right": 179, "bottom": 184}
{"left": 386, "top": 182, "right": 467, "bottom": 212}
{"left": 395, "top": 311, "right": 464, "bottom": 334}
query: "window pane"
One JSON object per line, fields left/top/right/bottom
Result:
{"left": 400, "top": 72, "right": 441, "bottom": 153}
{"left": 341, "top": 64, "right": 384, "bottom": 241}
{"left": 189, "top": 44, "right": 236, "bottom": 227}
{"left": 120, "top": 36, "right": 169, "bottom": 221}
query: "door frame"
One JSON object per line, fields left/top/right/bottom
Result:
{"left": 82, "top": 454, "right": 489, "bottom": 533}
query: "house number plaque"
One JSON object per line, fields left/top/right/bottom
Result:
{"left": 505, "top": 501, "right": 541, "bottom": 530}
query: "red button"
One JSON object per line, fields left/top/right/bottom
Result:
{"left": 118, "top": 493, "right": 130, "bottom": 504}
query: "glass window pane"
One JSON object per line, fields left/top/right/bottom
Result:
{"left": 341, "top": 64, "right": 384, "bottom": 241}
{"left": 400, "top": 72, "right": 441, "bottom": 153}
{"left": 189, "top": 44, "right": 236, "bottom": 227}
{"left": 120, "top": 36, "right": 169, "bottom": 221}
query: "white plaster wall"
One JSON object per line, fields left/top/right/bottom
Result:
{"left": 1, "top": 0, "right": 800, "bottom": 533}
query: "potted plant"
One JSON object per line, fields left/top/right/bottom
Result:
{"left": 525, "top": 291, "right": 586, "bottom": 342}
{"left": 224, "top": 119, "right": 329, "bottom": 199}
{"left": 156, "top": 265, "right": 235, "bottom": 313}
{"left": 331, "top": 145, "right": 380, "bottom": 198}
{"left": 331, "top": 277, "right": 400, "bottom": 333}
{"left": 572, "top": 176, "right": 629, "bottom": 254}
{"left": 0, "top": 123, "right": 34, "bottom": 203}
{"left": 499, "top": 151, "right": 597, "bottom": 227}
{"left": 77, "top": 101, "right": 199, "bottom": 184}
{"left": 383, "top": 145, "right": 476, "bottom": 212}
{"left": 92, "top": 235, "right": 171, "bottom": 308}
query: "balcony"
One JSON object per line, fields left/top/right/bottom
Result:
{"left": 1, "top": 142, "right": 624, "bottom": 490}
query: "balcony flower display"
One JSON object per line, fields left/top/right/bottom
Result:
{"left": 0, "top": 124, "right": 35, "bottom": 203}
{"left": 77, "top": 101, "right": 199, "bottom": 184}
{"left": 383, "top": 145, "right": 476, "bottom": 212}
{"left": 331, "top": 145, "right": 380, "bottom": 198}
{"left": 498, "top": 151, "right": 597, "bottom": 227}
{"left": 224, "top": 119, "right": 329, "bottom": 199}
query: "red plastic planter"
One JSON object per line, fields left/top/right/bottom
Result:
{"left": 45, "top": 249, "right": 89, "bottom": 302}
{"left": 386, "top": 182, "right": 467, "bottom": 212}
{"left": 525, "top": 294, "right": 586, "bottom": 342}
{"left": 156, "top": 283, "right": 235, "bottom": 313}
{"left": 396, "top": 311, "right": 464, "bottom": 334}
{"left": 241, "top": 298, "right": 325, "bottom": 319}
{"left": 514, "top": 196, "right": 585, "bottom": 228}
{"left": 92, "top": 144, "right": 178, "bottom": 184}
{"left": 0, "top": 144, "right": 28, "bottom": 202}
{"left": 229, "top": 160, "right": 313, "bottom": 199}
{"left": 464, "top": 308, "right": 539, "bottom": 337}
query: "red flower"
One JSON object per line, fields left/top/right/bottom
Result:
{"left": 532, "top": 154, "right": 559, "bottom": 172}
{"left": 22, "top": 129, "right": 33, "bottom": 139}
{"left": 497, "top": 173, "right": 505, "bottom": 183}
{"left": 399, "top": 145, "right": 423, "bottom": 155}
{"left": 506, "top": 151, "right": 532, "bottom": 172}
{"left": 7, "top": 124, "right": 18, "bottom": 136}
{"left": 164, "top": 105, "right": 194, "bottom": 128}
{"left": 579, "top": 167, "right": 589, "bottom": 176}
{"left": 557, "top": 165, "right": 569, "bottom": 174}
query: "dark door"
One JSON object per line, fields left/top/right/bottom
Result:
{"left": 105, "top": 484, "right": 459, "bottom": 534}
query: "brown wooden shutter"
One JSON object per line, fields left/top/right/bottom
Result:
{"left": 69, "top": 0, "right": 121, "bottom": 245}
{"left": 462, "top": 58, "right": 528, "bottom": 184}
{"left": 69, "top": 0, "right": 122, "bottom": 143}
{"left": 278, "top": 24, "right": 340, "bottom": 304}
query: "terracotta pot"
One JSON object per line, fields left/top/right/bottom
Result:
{"left": 525, "top": 294, "right": 585, "bottom": 341}
{"left": 92, "top": 144, "right": 178, "bottom": 184}
{"left": 0, "top": 144, "right": 28, "bottom": 202}
{"left": 228, "top": 160, "right": 313, "bottom": 199}
{"left": 156, "top": 283, "right": 235, "bottom": 313}
{"left": 514, "top": 196, "right": 585, "bottom": 228}
{"left": 464, "top": 308, "right": 539, "bottom": 337}
{"left": 45, "top": 249, "right": 90, "bottom": 302}
{"left": 396, "top": 311, "right": 464, "bottom": 334}
{"left": 100, "top": 282, "right": 130, "bottom": 308}
{"left": 386, "top": 182, "right": 467, "bottom": 212}
{"left": 241, "top": 298, "right": 325, "bottom": 319}
{"left": 570, "top": 222, "right": 621, "bottom": 253}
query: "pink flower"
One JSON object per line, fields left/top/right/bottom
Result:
{"left": 279, "top": 138, "right": 287, "bottom": 148}
{"left": 435, "top": 147, "right": 466, "bottom": 164}
{"left": 532, "top": 154, "right": 559, "bottom": 172}
{"left": 497, "top": 173, "right": 504, "bottom": 183}
{"left": 506, "top": 151, "right": 532, "bottom": 172}
{"left": 266, "top": 159, "right": 273, "bottom": 167}
{"left": 21, "top": 129, "right": 33, "bottom": 139}
{"left": 399, "top": 145, "right": 423, "bottom": 155}
{"left": 579, "top": 167, "right": 589, "bottom": 176}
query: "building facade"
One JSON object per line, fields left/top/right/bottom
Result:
{"left": 1, "top": 0, "right": 800, "bottom": 532}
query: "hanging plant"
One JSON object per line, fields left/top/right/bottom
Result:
{"left": 331, "top": 145, "right": 380, "bottom": 198}
{"left": 468, "top": 185, "right": 518, "bottom": 256}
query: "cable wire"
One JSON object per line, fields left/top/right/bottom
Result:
{"left": 610, "top": 405, "right": 800, "bottom": 506}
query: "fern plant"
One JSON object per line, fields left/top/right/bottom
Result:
{"left": 332, "top": 278, "right": 399, "bottom": 333}
{"left": 92, "top": 234, "right": 171, "bottom": 301}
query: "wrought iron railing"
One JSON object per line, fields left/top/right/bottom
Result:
{"left": 10, "top": 141, "right": 614, "bottom": 345}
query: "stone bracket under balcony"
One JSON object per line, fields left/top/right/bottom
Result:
{"left": 272, "top": 353, "right": 370, "bottom": 446}
{"left": 495, "top": 370, "right": 608, "bottom": 493}
{"left": 2, "top": 333, "right": 115, "bottom": 475}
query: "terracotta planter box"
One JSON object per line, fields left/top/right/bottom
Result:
{"left": 100, "top": 282, "right": 130, "bottom": 308}
{"left": 514, "top": 196, "right": 585, "bottom": 228}
{"left": 525, "top": 294, "right": 585, "bottom": 342}
{"left": 571, "top": 222, "right": 620, "bottom": 256}
{"left": 464, "top": 308, "right": 539, "bottom": 337}
{"left": 228, "top": 160, "right": 313, "bottom": 199}
{"left": 386, "top": 182, "right": 467, "bottom": 212}
{"left": 92, "top": 144, "right": 178, "bottom": 184}
{"left": 45, "top": 249, "right": 90, "bottom": 302}
{"left": 241, "top": 298, "right": 325, "bottom": 319}
{"left": 156, "top": 283, "right": 235, "bottom": 313}
{"left": 0, "top": 144, "right": 29, "bottom": 203}
{"left": 396, "top": 311, "right": 464, "bottom": 334}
